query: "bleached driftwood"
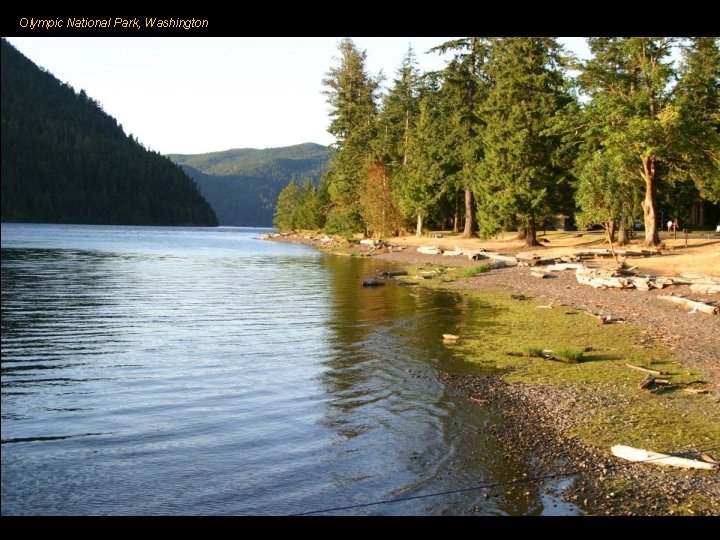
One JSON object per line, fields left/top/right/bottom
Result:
{"left": 616, "top": 249, "right": 660, "bottom": 258}
{"left": 574, "top": 249, "right": 613, "bottom": 258}
{"left": 442, "top": 248, "right": 464, "bottom": 257}
{"left": 417, "top": 246, "right": 442, "bottom": 255}
{"left": 681, "top": 272, "right": 720, "bottom": 284}
{"left": 625, "top": 364, "right": 663, "bottom": 376}
{"left": 689, "top": 283, "right": 720, "bottom": 295}
{"left": 531, "top": 270, "right": 550, "bottom": 279}
{"left": 575, "top": 267, "right": 633, "bottom": 289}
{"left": 657, "top": 295, "right": 718, "bottom": 315}
{"left": 611, "top": 445, "right": 717, "bottom": 470}
{"left": 547, "top": 263, "right": 585, "bottom": 271}
{"left": 485, "top": 253, "right": 518, "bottom": 267}
{"left": 466, "top": 251, "right": 518, "bottom": 267}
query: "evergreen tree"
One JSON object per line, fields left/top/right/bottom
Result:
{"left": 675, "top": 37, "right": 720, "bottom": 203}
{"left": 430, "top": 38, "right": 489, "bottom": 238}
{"left": 272, "top": 179, "right": 324, "bottom": 231}
{"left": 321, "top": 38, "right": 380, "bottom": 235}
{"left": 376, "top": 46, "right": 421, "bottom": 169}
{"left": 273, "top": 181, "right": 301, "bottom": 230}
{"left": 394, "top": 75, "right": 452, "bottom": 236}
{"left": 478, "top": 37, "right": 570, "bottom": 246}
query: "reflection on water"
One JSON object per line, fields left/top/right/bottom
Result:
{"left": 1, "top": 223, "right": 580, "bottom": 515}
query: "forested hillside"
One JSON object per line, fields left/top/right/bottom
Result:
{"left": 0, "top": 39, "right": 218, "bottom": 226}
{"left": 170, "top": 144, "right": 330, "bottom": 226}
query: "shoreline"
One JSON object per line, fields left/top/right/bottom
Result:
{"left": 267, "top": 232, "right": 720, "bottom": 515}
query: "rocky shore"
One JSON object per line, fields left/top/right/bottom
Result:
{"left": 441, "top": 373, "right": 719, "bottom": 516}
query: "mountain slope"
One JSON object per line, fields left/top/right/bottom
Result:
{"left": 0, "top": 39, "right": 217, "bottom": 226}
{"left": 169, "top": 144, "right": 331, "bottom": 226}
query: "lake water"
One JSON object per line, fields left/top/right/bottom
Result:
{"left": 1, "top": 223, "right": 578, "bottom": 515}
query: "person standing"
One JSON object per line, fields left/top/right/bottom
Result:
{"left": 667, "top": 219, "right": 674, "bottom": 232}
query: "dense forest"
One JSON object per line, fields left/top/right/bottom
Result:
{"left": 275, "top": 38, "right": 720, "bottom": 247}
{"left": 0, "top": 39, "right": 217, "bottom": 226}
{"left": 170, "top": 144, "right": 330, "bottom": 226}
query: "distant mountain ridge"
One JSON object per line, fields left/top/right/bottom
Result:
{"left": 0, "top": 38, "right": 217, "bottom": 226}
{"left": 169, "top": 143, "right": 331, "bottom": 226}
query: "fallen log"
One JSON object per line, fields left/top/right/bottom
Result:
{"left": 681, "top": 272, "right": 720, "bottom": 284}
{"left": 417, "top": 246, "right": 442, "bottom": 255}
{"left": 361, "top": 278, "right": 385, "bottom": 287}
{"left": 531, "top": 270, "right": 550, "bottom": 279}
{"left": 576, "top": 268, "right": 633, "bottom": 289}
{"left": 547, "top": 263, "right": 585, "bottom": 271}
{"left": 625, "top": 364, "right": 663, "bottom": 376}
{"left": 689, "top": 283, "right": 720, "bottom": 295}
{"left": 638, "top": 374, "right": 656, "bottom": 389}
{"left": 442, "top": 334, "right": 460, "bottom": 341}
{"left": 684, "top": 388, "right": 710, "bottom": 395}
{"left": 657, "top": 295, "right": 719, "bottom": 315}
{"left": 574, "top": 249, "right": 613, "bottom": 258}
{"left": 470, "top": 251, "right": 518, "bottom": 267}
{"left": 611, "top": 445, "right": 717, "bottom": 470}
{"left": 442, "top": 248, "right": 464, "bottom": 257}
{"left": 469, "top": 396, "right": 489, "bottom": 404}
{"left": 629, "top": 278, "right": 651, "bottom": 291}
{"left": 516, "top": 253, "right": 542, "bottom": 267}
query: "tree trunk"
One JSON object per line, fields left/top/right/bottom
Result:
{"left": 525, "top": 216, "right": 540, "bottom": 247}
{"left": 605, "top": 221, "right": 620, "bottom": 264}
{"left": 516, "top": 226, "right": 527, "bottom": 240}
{"left": 461, "top": 189, "right": 475, "bottom": 238}
{"left": 415, "top": 213, "right": 423, "bottom": 237}
{"left": 608, "top": 218, "right": 617, "bottom": 243}
{"left": 453, "top": 192, "right": 460, "bottom": 234}
{"left": 403, "top": 110, "right": 409, "bottom": 166}
{"left": 618, "top": 218, "right": 629, "bottom": 246}
{"left": 640, "top": 156, "right": 660, "bottom": 246}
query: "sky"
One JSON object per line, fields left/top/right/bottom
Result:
{"left": 6, "top": 37, "right": 591, "bottom": 155}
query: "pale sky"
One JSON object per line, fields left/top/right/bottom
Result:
{"left": 5, "top": 37, "right": 591, "bottom": 155}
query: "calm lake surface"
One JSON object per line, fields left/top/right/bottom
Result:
{"left": 1, "top": 223, "right": 578, "bottom": 515}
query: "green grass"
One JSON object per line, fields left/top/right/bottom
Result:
{"left": 457, "top": 264, "right": 491, "bottom": 278}
{"left": 555, "top": 348, "right": 585, "bottom": 363}
{"left": 400, "top": 284, "right": 719, "bottom": 455}
{"left": 523, "top": 346, "right": 545, "bottom": 358}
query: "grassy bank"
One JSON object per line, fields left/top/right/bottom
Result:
{"left": 442, "top": 288, "right": 719, "bottom": 453}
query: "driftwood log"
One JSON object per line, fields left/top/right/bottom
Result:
{"left": 442, "top": 248, "right": 464, "bottom": 257}
{"left": 576, "top": 268, "right": 632, "bottom": 289}
{"left": 547, "top": 263, "right": 585, "bottom": 271}
{"left": 417, "top": 246, "right": 442, "bottom": 255}
{"left": 611, "top": 445, "right": 717, "bottom": 470}
{"left": 625, "top": 364, "right": 663, "bottom": 376}
{"left": 657, "top": 295, "right": 719, "bottom": 315}
{"left": 689, "top": 283, "right": 720, "bottom": 295}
